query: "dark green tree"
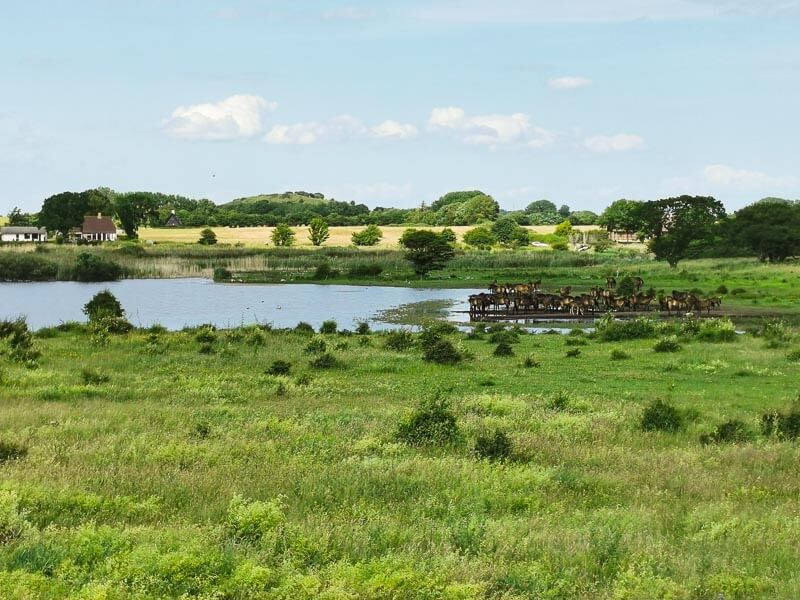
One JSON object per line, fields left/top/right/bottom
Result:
{"left": 525, "top": 199, "right": 557, "bottom": 214}
{"left": 114, "top": 192, "right": 160, "bottom": 238}
{"left": 198, "top": 228, "right": 217, "bottom": 245}
{"left": 558, "top": 204, "right": 571, "bottom": 218}
{"left": 728, "top": 200, "right": 800, "bottom": 262}
{"left": 271, "top": 223, "right": 295, "bottom": 247}
{"left": 307, "top": 217, "right": 330, "bottom": 246}
{"left": 38, "top": 190, "right": 114, "bottom": 236}
{"left": 598, "top": 199, "right": 645, "bottom": 234}
{"left": 463, "top": 226, "right": 497, "bottom": 250}
{"left": 491, "top": 217, "right": 529, "bottom": 246}
{"left": 351, "top": 224, "right": 383, "bottom": 246}
{"left": 399, "top": 229, "right": 456, "bottom": 276}
{"left": 7, "top": 207, "right": 36, "bottom": 226}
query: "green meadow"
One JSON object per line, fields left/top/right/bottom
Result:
{"left": 2, "top": 314, "right": 800, "bottom": 598}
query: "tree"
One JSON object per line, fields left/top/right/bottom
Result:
{"left": 271, "top": 223, "right": 295, "bottom": 247}
{"left": 114, "top": 192, "right": 160, "bottom": 238}
{"left": 525, "top": 199, "right": 557, "bottom": 215}
{"left": 598, "top": 199, "right": 645, "bottom": 234}
{"left": 308, "top": 217, "right": 330, "bottom": 246}
{"left": 430, "top": 190, "right": 486, "bottom": 212}
{"left": 198, "top": 228, "right": 217, "bottom": 245}
{"left": 463, "top": 226, "right": 497, "bottom": 250}
{"left": 7, "top": 207, "right": 36, "bottom": 226}
{"left": 399, "top": 229, "right": 456, "bottom": 276}
{"left": 558, "top": 204, "right": 571, "bottom": 218}
{"left": 455, "top": 193, "right": 499, "bottom": 224}
{"left": 83, "top": 290, "right": 124, "bottom": 322}
{"left": 491, "top": 217, "right": 529, "bottom": 246}
{"left": 38, "top": 189, "right": 114, "bottom": 236}
{"left": 639, "top": 196, "right": 726, "bottom": 268}
{"left": 439, "top": 228, "right": 457, "bottom": 244}
{"left": 568, "top": 210, "right": 598, "bottom": 226}
{"left": 728, "top": 200, "right": 800, "bottom": 262}
{"left": 554, "top": 220, "right": 574, "bottom": 237}
{"left": 351, "top": 224, "right": 383, "bottom": 246}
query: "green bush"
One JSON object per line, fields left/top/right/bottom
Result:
{"left": 304, "top": 337, "right": 327, "bottom": 355}
{"left": 355, "top": 321, "right": 371, "bottom": 335}
{"left": 696, "top": 318, "right": 737, "bottom": 343}
{"left": 716, "top": 284, "right": 729, "bottom": 294}
{"left": 0, "top": 253, "right": 58, "bottom": 281}
{"left": 641, "top": 399, "right": 684, "bottom": 432}
{"left": 0, "top": 441, "right": 28, "bottom": 463}
{"left": 309, "top": 352, "right": 339, "bottom": 369}
{"left": 347, "top": 263, "right": 383, "bottom": 277}
{"left": 195, "top": 327, "right": 217, "bottom": 345}
{"left": 474, "top": 429, "right": 513, "bottom": 461}
{"left": 522, "top": 355, "right": 539, "bottom": 368}
{"left": 565, "top": 348, "right": 582, "bottom": 358}
{"left": 72, "top": 252, "right": 123, "bottom": 282}
{"left": 213, "top": 267, "right": 232, "bottom": 281}
{"left": 700, "top": 419, "right": 751, "bottom": 445}
{"left": 787, "top": 349, "right": 800, "bottom": 362}
{"left": 319, "top": 320, "right": 338, "bottom": 334}
{"left": 610, "top": 349, "right": 631, "bottom": 360}
{"left": 80, "top": 368, "right": 109, "bottom": 385}
{"left": 654, "top": 337, "right": 681, "bottom": 353}
{"left": 197, "top": 228, "right": 217, "bottom": 245}
{"left": 384, "top": 330, "right": 414, "bottom": 351}
{"left": 0, "top": 490, "right": 31, "bottom": 544}
{"left": 312, "top": 262, "right": 339, "bottom": 280}
{"left": 761, "top": 409, "right": 800, "bottom": 439}
{"left": 266, "top": 360, "right": 291, "bottom": 376}
{"left": 396, "top": 395, "right": 460, "bottom": 446}
{"left": 488, "top": 329, "right": 519, "bottom": 345}
{"left": 423, "top": 339, "right": 462, "bottom": 365}
{"left": 294, "top": 322, "right": 315, "bottom": 335}
{"left": 493, "top": 342, "right": 514, "bottom": 357}
{"left": 225, "top": 494, "right": 284, "bottom": 542}
{"left": 596, "top": 316, "right": 658, "bottom": 341}
{"left": 351, "top": 224, "right": 383, "bottom": 246}
{"left": 83, "top": 290, "right": 124, "bottom": 321}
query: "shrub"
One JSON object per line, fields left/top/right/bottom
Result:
{"left": 761, "top": 409, "right": 800, "bottom": 439}
{"left": 565, "top": 337, "right": 587, "bottom": 347}
{"left": 700, "top": 419, "right": 751, "bottom": 445}
{"left": 309, "top": 352, "right": 338, "bottom": 369}
{"left": 759, "top": 319, "right": 793, "bottom": 346}
{"left": 226, "top": 494, "right": 284, "bottom": 543}
{"left": 304, "top": 337, "right": 327, "bottom": 355}
{"left": 396, "top": 395, "right": 460, "bottom": 446}
{"left": 347, "top": 263, "right": 383, "bottom": 278}
{"left": 522, "top": 355, "right": 539, "bottom": 368}
{"left": 351, "top": 224, "right": 383, "bottom": 246}
{"left": 463, "top": 226, "right": 497, "bottom": 250}
{"left": 610, "top": 349, "right": 631, "bottom": 360}
{"left": 355, "top": 321, "right": 371, "bottom": 335}
{"left": 0, "top": 441, "right": 28, "bottom": 463}
{"left": 696, "top": 318, "right": 737, "bottom": 343}
{"left": 83, "top": 290, "right": 124, "bottom": 322}
{"left": 641, "top": 399, "right": 684, "bottom": 432}
{"left": 271, "top": 223, "right": 295, "bottom": 247}
{"left": 319, "top": 320, "right": 337, "bottom": 334}
{"left": 595, "top": 315, "right": 658, "bottom": 341}
{"left": 0, "top": 253, "right": 58, "bottom": 281}
{"left": 787, "top": 349, "right": 800, "bottom": 362}
{"left": 423, "top": 339, "right": 462, "bottom": 365}
{"left": 493, "top": 342, "right": 514, "bottom": 357}
{"left": 312, "top": 262, "right": 338, "bottom": 280}
{"left": 198, "top": 343, "right": 215, "bottom": 355}
{"left": 488, "top": 329, "right": 519, "bottom": 345}
{"left": 1, "top": 319, "right": 41, "bottom": 366}
{"left": 654, "top": 337, "right": 681, "bottom": 353}
{"left": 197, "top": 228, "right": 217, "bottom": 245}
{"left": 716, "top": 284, "right": 729, "bottom": 294}
{"left": 72, "top": 252, "right": 123, "bottom": 282}
{"left": 565, "top": 348, "right": 581, "bottom": 358}
{"left": 195, "top": 327, "right": 217, "bottom": 345}
{"left": 730, "top": 287, "right": 747, "bottom": 295}
{"left": 81, "top": 368, "right": 109, "bottom": 385}
{"left": 266, "top": 360, "right": 291, "bottom": 376}
{"left": 213, "top": 267, "right": 232, "bottom": 281}
{"left": 616, "top": 276, "right": 637, "bottom": 298}
{"left": 474, "top": 429, "right": 513, "bottom": 461}
{"left": 294, "top": 322, "right": 315, "bottom": 335}
{"left": 0, "top": 490, "right": 31, "bottom": 544}
{"left": 385, "top": 330, "right": 414, "bottom": 351}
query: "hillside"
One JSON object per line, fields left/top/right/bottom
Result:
{"left": 221, "top": 191, "right": 330, "bottom": 208}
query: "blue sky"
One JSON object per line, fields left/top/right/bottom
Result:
{"left": 1, "top": 0, "right": 799, "bottom": 213}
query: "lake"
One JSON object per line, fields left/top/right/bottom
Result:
{"left": 0, "top": 279, "right": 484, "bottom": 331}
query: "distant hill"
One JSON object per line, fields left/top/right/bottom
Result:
{"left": 221, "top": 191, "right": 330, "bottom": 208}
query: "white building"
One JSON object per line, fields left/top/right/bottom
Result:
{"left": 0, "top": 226, "right": 48, "bottom": 243}
{"left": 79, "top": 214, "right": 118, "bottom": 242}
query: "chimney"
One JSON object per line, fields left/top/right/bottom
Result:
{"left": 171, "top": 209, "right": 176, "bottom": 215}
{"left": 97, "top": 212, "right": 102, "bottom": 218}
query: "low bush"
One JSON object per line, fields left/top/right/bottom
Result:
{"left": 195, "top": 327, "right": 217, "bottom": 345}
{"left": 81, "top": 368, "right": 109, "bottom": 385}
{"left": 312, "top": 262, "right": 339, "bottom": 280}
{"left": 654, "top": 337, "right": 681, "bottom": 353}
{"left": 761, "top": 409, "right": 800, "bottom": 439}
{"left": 488, "top": 330, "right": 519, "bottom": 345}
{"left": 641, "top": 399, "right": 684, "bottom": 432}
{"left": 565, "top": 348, "right": 581, "bottom": 358}
{"left": 213, "top": 267, "right": 232, "bottom": 281}
{"left": 716, "top": 284, "right": 729, "bottom": 294}
{"left": 787, "top": 349, "right": 800, "bottom": 362}
{"left": 423, "top": 339, "right": 462, "bottom": 365}
{"left": 293, "top": 322, "right": 315, "bottom": 335}
{"left": 0, "top": 253, "right": 58, "bottom": 281}
{"left": 0, "top": 490, "right": 31, "bottom": 544}
{"left": 83, "top": 290, "right": 124, "bottom": 322}
{"left": 0, "top": 441, "right": 28, "bottom": 463}
{"left": 71, "top": 252, "right": 123, "bottom": 282}
{"left": 355, "top": 321, "right": 371, "bottom": 335}
{"left": 522, "top": 355, "right": 539, "bottom": 368}
{"left": 396, "top": 395, "right": 460, "bottom": 446}
{"left": 610, "top": 349, "right": 631, "bottom": 361}
{"left": 696, "top": 318, "right": 737, "bottom": 343}
{"left": 309, "top": 352, "right": 338, "bottom": 369}
{"left": 474, "top": 429, "right": 513, "bottom": 461}
{"left": 319, "top": 320, "right": 338, "bottom": 334}
{"left": 384, "top": 330, "right": 415, "bottom": 351}
{"left": 226, "top": 494, "right": 284, "bottom": 543}
{"left": 493, "top": 342, "right": 514, "bottom": 357}
{"left": 596, "top": 316, "right": 658, "bottom": 342}
{"left": 565, "top": 337, "right": 587, "bottom": 347}
{"left": 700, "top": 419, "right": 751, "bottom": 445}
{"left": 266, "top": 360, "right": 291, "bottom": 376}
{"left": 304, "top": 337, "right": 327, "bottom": 355}
{"left": 347, "top": 263, "right": 383, "bottom": 277}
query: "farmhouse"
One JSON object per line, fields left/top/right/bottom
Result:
{"left": 79, "top": 213, "right": 118, "bottom": 242}
{"left": 165, "top": 210, "right": 183, "bottom": 227}
{"left": 0, "top": 226, "right": 48, "bottom": 243}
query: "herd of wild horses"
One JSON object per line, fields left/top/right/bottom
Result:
{"left": 468, "top": 276, "right": 723, "bottom": 319}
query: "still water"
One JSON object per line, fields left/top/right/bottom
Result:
{"left": 0, "top": 279, "right": 483, "bottom": 331}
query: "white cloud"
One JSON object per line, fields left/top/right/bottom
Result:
{"left": 409, "top": 0, "right": 800, "bottom": 24}
{"left": 266, "top": 116, "right": 416, "bottom": 144}
{"left": 584, "top": 133, "right": 646, "bottom": 152}
{"left": 371, "top": 120, "right": 418, "bottom": 139}
{"left": 428, "top": 106, "right": 555, "bottom": 149}
{"left": 548, "top": 76, "right": 593, "bottom": 90}
{"left": 165, "top": 94, "right": 276, "bottom": 140}
{"left": 703, "top": 164, "right": 797, "bottom": 188}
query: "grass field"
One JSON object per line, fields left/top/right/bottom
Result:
{"left": 138, "top": 225, "right": 599, "bottom": 247}
{"left": 1, "top": 319, "right": 800, "bottom": 597}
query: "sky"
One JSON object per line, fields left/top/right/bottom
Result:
{"left": 1, "top": 0, "right": 799, "bottom": 214}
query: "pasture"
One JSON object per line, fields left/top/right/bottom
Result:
{"left": 1, "top": 318, "right": 800, "bottom": 597}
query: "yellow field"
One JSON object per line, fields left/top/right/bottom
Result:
{"left": 138, "top": 225, "right": 597, "bottom": 247}
{"left": 0, "top": 216, "right": 8, "bottom": 226}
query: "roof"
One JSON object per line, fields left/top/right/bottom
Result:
{"left": 1, "top": 226, "right": 47, "bottom": 235}
{"left": 166, "top": 213, "right": 182, "bottom": 226}
{"left": 82, "top": 215, "right": 117, "bottom": 234}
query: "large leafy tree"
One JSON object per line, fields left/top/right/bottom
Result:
{"left": 430, "top": 190, "right": 486, "bottom": 212}
{"left": 7, "top": 207, "right": 37, "bottom": 226}
{"left": 307, "top": 217, "right": 330, "bottom": 246}
{"left": 598, "top": 199, "right": 645, "bottom": 234}
{"left": 525, "top": 199, "right": 557, "bottom": 214}
{"left": 271, "top": 223, "right": 295, "bottom": 247}
{"left": 38, "top": 189, "right": 114, "bottom": 236}
{"left": 638, "top": 196, "right": 726, "bottom": 267}
{"left": 728, "top": 199, "right": 800, "bottom": 262}
{"left": 399, "top": 229, "right": 456, "bottom": 276}
{"left": 114, "top": 192, "right": 161, "bottom": 238}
